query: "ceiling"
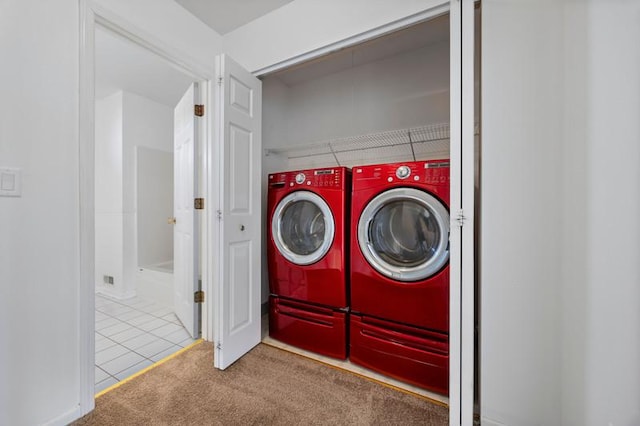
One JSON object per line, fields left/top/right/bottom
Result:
{"left": 95, "top": 26, "right": 194, "bottom": 107}
{"left": 174, "top": 0, "right": 296, "bottom": 35}
{"left": 95, "top": 0, "right": 295, "bottom": 107}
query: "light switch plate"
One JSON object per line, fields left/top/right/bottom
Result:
{"left": 0, "top": 168, "right": 22, "bottom": 197}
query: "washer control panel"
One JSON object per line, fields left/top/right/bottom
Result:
{"left": 269, "top": 167, "right": 348, "bottom": 189}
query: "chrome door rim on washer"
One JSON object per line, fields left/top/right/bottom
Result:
{"left": 358, "top": 187, "right": 449, "bottom": 281}
{"left": 272, "top": 190, "right": 335, "bottom": 265}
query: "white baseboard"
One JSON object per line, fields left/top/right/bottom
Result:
{"left": 481, "top": 416, "right": 507, "bottom": 426}
{"left": 95, "top": 287, "right": 136, "bottom": 300}
{"left": 42, "top": 404, "right": 83, "bottom": 426}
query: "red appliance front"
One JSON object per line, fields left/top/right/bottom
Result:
{"left": 267, "top": 167, "right": 349, "bottom": 309}
{"left": 350, "top": 266, "right": 449, "bottom": 332}
{"left": 269, "top": 296, "right": 347, "bottom": 359}
{"left": 350, "top": 314, "right": 449, "bottom": 395}
{"left": 268, "top": 244, "right": 347, "bottom": 308}
{"left": 350, "top": 160, "right": 450, "bottom": 332}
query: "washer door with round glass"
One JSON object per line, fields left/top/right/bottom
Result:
{"left": 358, "top": 188, "right": 449, "bottom": 282}
{"left": 272, "top": 191, "right": 335, "bottom": 266}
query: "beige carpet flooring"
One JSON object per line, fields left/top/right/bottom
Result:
{"left": 74, "top": 341, "right": 448, "bottom": 425}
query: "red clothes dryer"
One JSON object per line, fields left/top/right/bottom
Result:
{"left": 267, "top": 167, "right": 350, "bottom": 359}
{"left": 349, "top": 160, "right": 450, "bottom": 394}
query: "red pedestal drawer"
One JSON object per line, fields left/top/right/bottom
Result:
{"left": 350, "top": 314, "right": 449, "bottom": 395}
{"left": 269, "top": 296, "right": 347, "bottom": 360}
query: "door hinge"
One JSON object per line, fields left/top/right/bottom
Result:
{"left": 217, "top": 77, "right": 223, "bottom": 86}
{"left": 216, "top": 341, "right": 222, "bottom": 350}
{"left": 194, "top": 198, "right": 205, "bottom": 210}
{"left": 194, "top": 290, "right": 205, "bottom": 303}
{"left": 216, "top": 209, "right": 222, "bottom": 220}
{"left": 194, "top": 104, "right": 204, "bottom": 117}
{"left": 454, "top": 209, "right": 466, "bottom": 227}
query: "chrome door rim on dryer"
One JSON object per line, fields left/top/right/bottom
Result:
{"left": 357, "top": 187, "right": 450, "bottom": 281}
{"left": 271, "top": 190, "right": 335, "bottom": 265}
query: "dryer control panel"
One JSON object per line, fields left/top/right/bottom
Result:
{"left": 269, "top": 167, "right": 348, "bottom": 189}
{"left": 353, "top": 160, "right": 450, "bottom": 187}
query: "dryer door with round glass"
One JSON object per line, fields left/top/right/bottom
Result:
{"left": 272, "top": 190, "right": 335, "bottom": 265}
{"left": 358, "top": 187, "right": 449, "bottom": 281}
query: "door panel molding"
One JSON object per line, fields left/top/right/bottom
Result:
{"left": 213, "top": 54, "right": 262, "bottom": 370}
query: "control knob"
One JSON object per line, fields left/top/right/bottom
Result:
{"left": 396, "top": 165, "right": 411, "bottom": 179}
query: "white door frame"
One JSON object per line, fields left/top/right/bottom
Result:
{"left": 251, "top": 2, "right": 475, "bottom": 424}
{"left": 252, "top": 4, "right": 450, "bottom": 77}
{"left": 449, "top": 1, "right": 476, "bottom": 424}
{"left": 78, "top": 0, "right": 213, "bottom": 416}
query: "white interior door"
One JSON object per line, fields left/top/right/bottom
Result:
{"left": 213, "top": 54, "right": 262, "bottom": 369}
{"left": 174, "top": 82, "right": 199, "bottom": 338}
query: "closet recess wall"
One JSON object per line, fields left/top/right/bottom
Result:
{"left": 260, "top": 16, "right": 453, "bottom": 304}
{"left": 260, "top": 16, "right": 453, "bottom": 303}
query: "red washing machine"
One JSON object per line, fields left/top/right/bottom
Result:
{"left": 267, "top": 167, "right": 350, "bottom": 359}
{"left": 349, "top": 160, "right": 450, "bottom": 394}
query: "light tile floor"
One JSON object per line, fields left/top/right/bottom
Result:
{"left": 95, "top": 294, "right": 196, "bottom": 394}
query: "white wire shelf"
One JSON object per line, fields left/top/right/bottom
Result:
{"left": 264, "top": 122, "right": 478, "bottom": 168}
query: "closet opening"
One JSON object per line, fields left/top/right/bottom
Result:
{"left": 259, "top": 6, "right": 480, "bottom": 414}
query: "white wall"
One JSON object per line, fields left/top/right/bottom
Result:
{"left": 263, "top": 78, "right": 290, "bottom": 151}
{"left": 482, "top": 1, "right": 640, "bottom": 425}
{"left": 95, "top": 91, "right": 174, "bottom": 298}
{"left": 125, "top": 91, "right": 174, "bottom": 268}
{"left": 481, "top": 1, "right": 564, "bottom": 424}
{"left": 271, "top": 42, "right": 449, "bottom": 149}
{"left": 261, "top": 77, "right": 289, "bottom": 304}
{"left": 0, "top": 2, "right": 82, "bottom": 425}
{"left": 137, "top": 147, "right": 173, "bottom": 267}
{"left": 223, "top": 0, "right": 448, "bottom": 72}
{"left": 261, "top": 36, "right": 451, "bottom": 172}
{"left": 0, "top": 1, "right": 219, "bottom": 423}
{"left": 561, "top": 2, "right": 640, "bottom": 425}
{"left": 123, "top": 92, "right": 174, "bottom": 280}
{"left": 95, "top": 92, "right": 126, "bottom": 297}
